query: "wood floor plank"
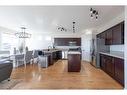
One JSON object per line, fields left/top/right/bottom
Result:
{"left": 11, "top": 60, "right": 123, "bottom": 89}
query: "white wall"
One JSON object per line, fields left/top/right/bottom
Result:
{"left": 26, "top": 34, "right": 53, "bottom": 50}
{"left": 26, "top": 32, "right": 82, "bottom": 50}
{"left": 110, "top": 45, "right": 124, "bottom": 52}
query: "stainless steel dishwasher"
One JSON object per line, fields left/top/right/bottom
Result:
{"left": 62, "top": 50, "right": 68, "bottom": 59}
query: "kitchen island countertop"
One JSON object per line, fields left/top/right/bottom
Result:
{"left": 68, "top": 51, "right": 81, "bottom": 54}
{"left": 43, "top": 49, "right": 62, "bottom": 53}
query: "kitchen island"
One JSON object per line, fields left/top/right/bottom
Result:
{"left": 68, "top": 51, "right": 81, "bottom": 72}
{"left": 43, "top": 49, "right": 62, "bottom": 65}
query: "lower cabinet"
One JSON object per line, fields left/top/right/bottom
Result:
{"left": 68, "top": 54, "right": 81, "bottom": 72}
{"left": 114, "top": 58, "right": 124, "bottom": 86}
{"left": 105, "top": 56, "right": 114, "bottom": 77}
{"left": 100, "top": 54, "right": 106, "bottom": 71}
{"left": 100, "top": 54, "right": 124, "bottom": 86}
{"left": 52, "top": 51, "right": 62, "bottom": 62}
{"left": 56, "top": 51, "right": 62, "bottom": 60}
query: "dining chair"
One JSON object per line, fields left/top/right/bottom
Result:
{"left": 31, "top": 50, "right": 39, "bottom": 64}
{"left": 15, "top": 51, "right": 33, "bottom": 67}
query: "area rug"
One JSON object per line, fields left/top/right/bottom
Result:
{"left": 0, "top": 79, "right": 22, "bottom": 89}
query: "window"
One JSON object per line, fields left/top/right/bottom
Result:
{"left": 1, "top": 33, "right": 18, "bottom": 51}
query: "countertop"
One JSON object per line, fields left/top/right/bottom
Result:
{"left": 99, "top": 51, "right": 124, "bottom": 59}
{"left": 43, "top": 49, "right": 61, "bottom": 53}
{"left": 68, "top": 51, "right": 81, "bottom": 54}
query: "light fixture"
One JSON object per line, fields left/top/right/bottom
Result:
{"left": 58, "top": 26, "right": 67, "bottom": 32}
{"left": 57, "top": 21, "right": 76, "bottom": 33}
{"left": 15, "top": 27, "right": 31, "bottom": 54}
{"left": 15, "top": 27, "right": 31, "bottom": 38}
{"left": 90, "top": 8, "right": 99, "bottom": 20}
{"left": 73, "top": 21, "right": 76, "bottom": 33}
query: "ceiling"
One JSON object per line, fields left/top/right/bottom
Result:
{"left": 0, "top": 6, "right": 124, "bottom": 34}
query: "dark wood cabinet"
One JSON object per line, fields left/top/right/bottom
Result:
{"left": 105, "top": 28, "right": 112, "bottom": 45}
{"left": 100, "top": 54, "right": 114, "bottom": 77}
{"left": 68, "top": 54, "right": 81, "bottom": 72}
{"left": 54, "top": 38, "right": 81, "bottom": 46}
{"left": 52, "top": 51, "right": 62, "bottom": 62}
{"left": 97, "top": 21, "right": 124, "bottom": 45}
{"left": 114, "top": 57, "right": 124, "bottom": 86}
{"left": 100, "top": 54, "right": 106, "bottom": 71}
{"left": 121, "top": 22, "right": 124, "bottom": 44}
{"left": 105, "top": 56, "right": 114, "bottom": 77}
{"left": 45, "top": 50, "right": 62, "bottom": 65}
{"left": 100, "top": 54, "right": 124, "bottom": 86}
{"left": 56, "top": 51, "right": 62, "bottom": 60}
{"left": 97, "top": 31, "right": 106, "bottom": 40}
{"left": 54, "top": 38, "right": 66, "bottom": 46}
{"left": 112, "top": 22, "right": 124, "bottom": 45}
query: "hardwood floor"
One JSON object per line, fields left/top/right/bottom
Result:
{"left": 11, "top": 60, "right": 123, "bottom": 89}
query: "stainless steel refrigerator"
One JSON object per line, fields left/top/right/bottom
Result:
{"left": 90, "top": 37, "right": 109, "bottom": 68}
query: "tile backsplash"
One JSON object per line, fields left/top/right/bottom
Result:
{"left": 110, "top": 45, "right": 124, "bottom": 52}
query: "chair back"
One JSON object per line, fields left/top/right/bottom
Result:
{"left": 33, "top": 50, "right": 38, "bottom": 58}
{"left": 15, "top": 54, "right": 24, "bottom": 60}
{"left": 25, "top": 51, "right": 33, "bottom": 63}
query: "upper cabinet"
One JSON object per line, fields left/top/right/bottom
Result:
{"left": 97, "top": 21, "right": 124, "bottom": 45}
{"left": 105, "top": 28, "right": 113, "bottom": 45}
{"left": 54, "top": 38, "right": 81, "bottom": 46}
{"left": 112, "top": 22, "right": 124, "bottom": 45}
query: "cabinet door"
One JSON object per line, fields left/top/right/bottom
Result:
{"left": 56, "top": 51, "right": 62, "bottom": 59}
{"left": 121, "top": 21, "right": 124, "bottom": 44}
{"left": 68, "top": 54, "right": 81, "bottom": 72}
{"left": 54, "top": 38, "right": 66, "bottom": 46}
{"left": 105, "top": 28, "right": 112, "bottom": 45}
{"left": 112, "top": 22, "right": 124, "bottom": 45}
{"left": 100, "top": 54, "right": 106, "bottom": 71}
{"left": 105, "top": 56, "right": 114, "bottom": 77}
{"left": 72, "top": 38, "right": 81, "bottom": 46}
{"left": 114, "top": 58, "right": 124, "bottom": 86}
{"left": 54, "top": 38, "right": 81, "bottom": 46}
